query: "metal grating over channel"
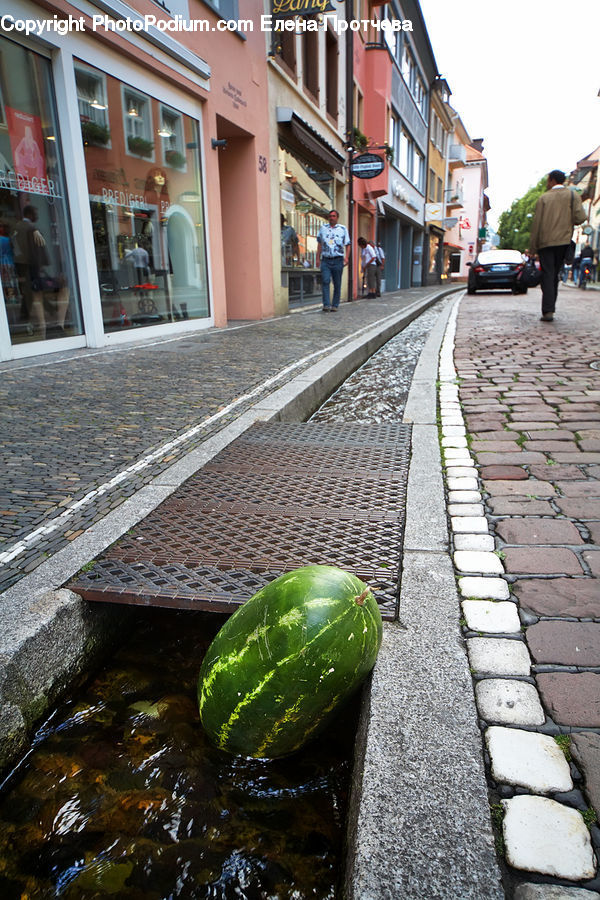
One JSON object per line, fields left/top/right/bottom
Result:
{"left": 68, "top": 422, "right": 412, "bottom": 620}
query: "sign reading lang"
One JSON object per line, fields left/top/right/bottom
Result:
{"left": 272, "top": 0, "right": 337, "bottom": 19}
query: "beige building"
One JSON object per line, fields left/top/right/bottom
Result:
{"left": 424, "top": 78, "right": 453, "bottom": 284}
{"left": 267, "top": 21, "right": 349, "bottom": 313}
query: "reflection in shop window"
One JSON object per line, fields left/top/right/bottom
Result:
{"left": 159, "top": 105, "right": 186, "bottom": 171}
{"left": 77, "top": 61, "right": 210, "bottom": 332}
{"left": 0, "top": 36, "right": 82, "bottom": 345}
{"left": 123, "top": 87, "right": 154, "bottom": 159}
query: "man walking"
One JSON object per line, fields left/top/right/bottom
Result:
{"left": 530, "top": 169, "right": 585, "bottom": 321}
{"left": 316, "top": 210, "right": 350, "bottom": 311}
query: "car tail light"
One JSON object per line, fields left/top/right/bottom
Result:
{"left": 474, "top": 266, "right": 485, "bottom": 273}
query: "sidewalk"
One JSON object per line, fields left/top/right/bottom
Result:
{"left": 448, "top": 285, "right": 600, "bottom": 894}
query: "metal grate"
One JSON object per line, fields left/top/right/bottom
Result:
{"left": 69, "top": 422, "right": 411, "bottom": 620}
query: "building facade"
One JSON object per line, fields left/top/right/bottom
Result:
{"left": 0, "top": 0, "right": 273, "bottom": 361}
{"left": 267, "top": 12, "right": 348, "bottom": 312}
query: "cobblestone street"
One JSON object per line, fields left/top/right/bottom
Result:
{"left": 448, "top": 284, "right": 600, "bottom": 890}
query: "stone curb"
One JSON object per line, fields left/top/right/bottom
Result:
{"left": 344, "top": 293, "right": 504, "bottom": 898}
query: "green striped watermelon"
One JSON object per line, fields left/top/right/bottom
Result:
{"left": 197, "top": 565, "right": 383, "bottom": 759}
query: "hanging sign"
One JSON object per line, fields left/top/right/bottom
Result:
{"left": 350, "top": 153, "right": 385, "bottom": 179}
{"left": 271, "top": 0, "right": 337, "bottom": 18}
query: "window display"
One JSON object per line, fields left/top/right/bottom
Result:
{"left": 76, "top": 61, "right": 209, "bottom": 332}
{"left": 0, "top": 36, "right": 82, "bottom": 344}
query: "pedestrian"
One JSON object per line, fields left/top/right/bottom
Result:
{"left": 579, "top": 243, "right": 594, "bottom": 287}
{"left": 316, "top": 209, "right": 350, "bottom": 311}
{"left": 529, "top": 169, "right": 586, "bottom": 321}
{"left": 357, "top": 237, "right": 378, "bottom": 298}
{"left": 375, "top": 241, "right": 385, "bottom": 296}
{"left": 571, "top": 254, "right": 581, "bottom": 285}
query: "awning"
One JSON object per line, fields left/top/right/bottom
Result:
{"left": 277, "top": 107, "right": 345, "bottom": 172}
{"left": 443, "top": 242, "right": 463, "bottom": 250}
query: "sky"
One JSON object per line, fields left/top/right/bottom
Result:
{"left": 417, "top": 0, "right": 600, "bottom": 228}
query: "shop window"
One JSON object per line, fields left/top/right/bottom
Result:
{"left": 325, "top": 30, "right": 338, "bottom": 120}
{"left": 303, "top": 32, "right": 319, "bottom": 100}
{"left": 123, "top": 87, "right": 154, "bottom": 160}
{"left": 76, "top": 61, "right": 210, "bottom": 333}
{"left": 0, "top": 36, "right": 82, "bottom": 346}
{"left": 279, "top": 144, "right": 333, "bottom": 288}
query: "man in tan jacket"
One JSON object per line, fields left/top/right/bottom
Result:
{"left": 530, "top": 169, "right": 586, "bottom": 321}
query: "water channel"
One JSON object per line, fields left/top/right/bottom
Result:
{"left": 0, "top": 299, "right": 451, "bottom": 899}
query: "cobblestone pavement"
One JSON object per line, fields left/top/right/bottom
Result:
{"left": 0, "top": 287, "right": 445, "bottom": 593}
{"left": 442, "top": 285, "right": 600, "bottom": 895}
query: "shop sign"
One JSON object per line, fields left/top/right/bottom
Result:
{"left": 350, "top": 153, "right": 385, "bottom": 179}
{"left": 425, "top": 202, "right": 442, "bottom": 222}
{"left": 295, "top": 200, "right": 312, "bottom": 212}
{"left": 271, "top": 0, "right": 337, "bottom": 19}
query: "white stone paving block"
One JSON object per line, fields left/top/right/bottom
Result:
{"left": 459, "top": 576, "right": 509, "bottom": 600}
{"left": 446, "top": 466, "right": 477, "bottom": 478}
{"left": 441, "top": 424, "right": 466, "bottom": 436}
{"left": 454, "top": 533, "right": 495, "bottom": 552}
{"left": 447, "top": 490, "right": 481, "bottom": 503}
{"left": 447, "top": 476, "right": 479, "bottom": 491}
{"left": 441, "top": 415, "right": 464, "bottom": 426}
{"left": 454, "top": 550, "right": 504, "bottom": 575}
{"left": 452, "top": 516, "right": 489, "bottom": 533}
{"left": 467, "top": 637, "right": 531, "bottom": 676}
{"left": 441, "top": 436, "right": 468, "bottom": 448}
{"left": 444, "top": 448, "right": 472, "bottom": 461}
{"left": 476, "top": 679, "right": 545, "bottom": 726}
{"left": 502, "top": 796, "right": 597, "bottom": 881}
{"left": 448, "top": 503, "right": 485, "bottom": 517}
{"left": 486, "top": 726, "right": 572, "bottom": 793}
{"left": 462, "top": 599, "right": 519, "bottom": 633}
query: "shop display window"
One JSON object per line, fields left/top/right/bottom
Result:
{"left": 279, "top": 146, "right": 335, "bottom": 303}
{"left": 0, "top": 36, "right": 82, "bottom": 344}
{"left": 76, "top": 61, "right": 210, "bottom": 332}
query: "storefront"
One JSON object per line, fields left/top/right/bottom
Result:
{"left": 0, "top": 24, "right": 211, "bottom": 361}
{"left": 277, "top": 110, "right": 345, "bottom": 306}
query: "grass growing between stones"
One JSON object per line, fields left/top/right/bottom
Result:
{"left": 554, "top": 734, "right": 571, "bottom": 761}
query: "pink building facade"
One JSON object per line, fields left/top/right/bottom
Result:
{"left": 0, "top": 0, "right": 273, "bottom": 360}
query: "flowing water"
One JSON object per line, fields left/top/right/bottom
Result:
{"left": 0, "top": 299, "right": 450, "bottom": 899}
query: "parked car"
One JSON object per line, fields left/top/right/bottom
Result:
{"left": 467, "top": 249, "right": 528, "bottom": 294}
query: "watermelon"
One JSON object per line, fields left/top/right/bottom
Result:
{"left": 197, "top": 565, "right": 383, "bottom": 759}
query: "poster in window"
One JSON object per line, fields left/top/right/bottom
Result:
{"left": 6, "top": 106, "right": 48, "bottom": 185}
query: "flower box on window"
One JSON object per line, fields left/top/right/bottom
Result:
{"left": 81, "top": 120, "right": 110, "bottom": 146}
{"left": 128, "top": 135, "right": 154, "bottom": 157}
{"left": 165, "top": 149, "right": 185, "bottom": 169}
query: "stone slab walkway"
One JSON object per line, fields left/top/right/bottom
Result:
{"left": 443, "top": 285, "right": 600, "bottom": 896}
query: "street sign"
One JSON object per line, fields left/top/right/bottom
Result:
{"left": 350, "top": 153, "right": 385, "bottom": 179}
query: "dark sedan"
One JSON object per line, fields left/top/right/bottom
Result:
{"left": 467, "top": 250, "right": 527, "bottom": 294}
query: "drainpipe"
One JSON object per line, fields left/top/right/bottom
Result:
{"left": 346, "top": 0, "right": 354, "bottom": 300}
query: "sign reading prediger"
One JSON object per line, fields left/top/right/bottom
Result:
{"left": 271, "top": 0, "right": 337, "bottom": 17}
{"left": 350, "top": 153, "right": 385, "bottom": 179}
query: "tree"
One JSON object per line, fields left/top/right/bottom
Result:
{"left": 497, "top": 176, "right": 547, "bottom": 252}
